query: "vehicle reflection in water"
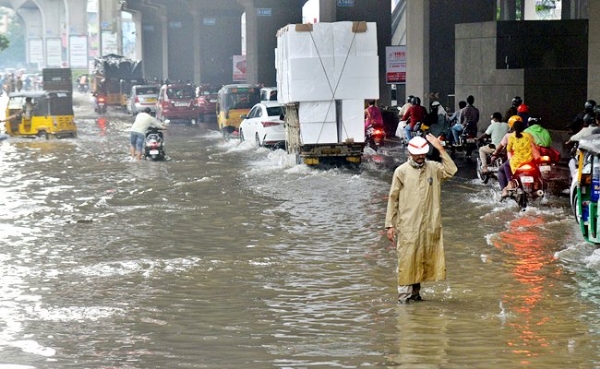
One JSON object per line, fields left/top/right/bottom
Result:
{"left": 489, "top": 213, "right": 599, "bottom": 366}
{"left": 96, "top": 116, "right": 108, "bottom": 135}
{"left": 494, "top": 216, "right": 553, "bottom": 360}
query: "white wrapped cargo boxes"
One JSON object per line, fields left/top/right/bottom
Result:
{"left": 276, "top": 21, "right": 379, "bottom": 146}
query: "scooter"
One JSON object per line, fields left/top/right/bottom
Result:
{"left": 144, "top": 127, "right": 166, "bottom": 161}
{"left": 451, "top": 130, "right": 478, "bottom": 159}
{"left": 504, "top": 160, "right": 546, "bottom": 210}
{"left": 95, "top": 95, "right": 107, "bottom": 114}
{"left": 476, "top": 140, "right": 506, "bottom": 184}
{"left": 365, "top": 123, "right": 386, "bottom": 151}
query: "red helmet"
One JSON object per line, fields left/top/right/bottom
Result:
{"left": 517, "top": 103, "right": 529, "bottom": 114}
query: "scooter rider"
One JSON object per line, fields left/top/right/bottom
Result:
{"left": 401, "top": 96, "right": 427, "bottom": 141}
{"left": 503, "top": 96, "right": 522, "bottom": 123}
{"left": 490, "top": 115, "right": 521, "bottom": 170}
{"left": 569, "top": 99, "right": 596, "bottom": 135}
{"left": 477, "top": 112, "right": 509, "bottom": 173}
{"left": 565, "top": 110, "right": 599, "bottom": 179}
{"left": 497, "top": 118, "right": 536, "bottom": 198}
{"left": 130, "top": 107, "right": 167, "bottom": 162}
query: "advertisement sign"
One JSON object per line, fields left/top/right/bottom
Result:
{"left": 101, "top": 31, "right": 118, "bottom": 55}
{"left": 386, "top": 45, "right": 407, "bottom": 84}
{"left": 233, "top": 55, "right": 246, "bottom": 82}
{"left": 29, "top": 38, "right": 44, "bottom": 66}
{"left": 337, "top": 0, "right": 355, "bottom": 6}
{"left": 69, "top": 35, "right": 88, "bottom": 68}
{"left": 257, "top": 8, "right": 272, "bottom": 16}
{"left": 46, "top": 38, "right": 62, "bottom": 67}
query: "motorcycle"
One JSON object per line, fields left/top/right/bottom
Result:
{"left": 94, "top": 94, "right": 107, "bottom": 114}
{"left": 451, "top": 130, "right": 478, "bottom": 159}
{"left": 78, "top": 83, "right": 89, "bottom": 93}
{"left": 476, "top": 140, "right": 506, "bottom": 184}
{"left": 144, "top": 127, "right": 166, "bottom": 161}
{"left": 365, "top": 123, "right": 386, "bottom": 151}
{"left": 504, "top": 156, "right": 556, "bottom": 210}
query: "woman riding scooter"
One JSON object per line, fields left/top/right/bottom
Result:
{"left": 496, "top": 116, "right": 536, "bottom": 198}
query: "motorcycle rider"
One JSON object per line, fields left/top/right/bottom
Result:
{"left": 497, "top": 118, "right": 536, "bottom": 198}
{"left": 491, "top": 115, "right": 520, "bottom": 164}
{"left": 401, "top": 96, "right": 427, "bottom": 142}
{"left": 477, "top": 112, "right": 509, "bottom": 173}
{"left": 427, "top": 101, "right": 450, "bottom": 138}
{"left": 364, "top": 100, "right": 384, "bottom": 129}
{"left": 130, "top": 107, "right": 167, "bottom": 162}
{"left": 524, "top": 116, "right": 552, "bottom": 148}
{"left": 78, "top": 74, "right": 88, "bottom": 93}
{"left": 503, "top": 96, "right": 522, "bottom": 122}
{"left": 364, "top": 100, "right": 385, "bottom": 149}
{"left": 396, "top": 95, "right": 414, "bottom": 141}
{"left": 449, "top": 100, "right": 467, "bottom": 144}
{"left": 516, "top": 103, "right": 530, "bottom": 127}
{"left": 569, "top": 99, "right": 596, "bottom": 135}
{"left": 565, "top": 110, "right": 599, "bottom": 179}
{"left": 452, "top": 95, "right": 479, "bottom": 146}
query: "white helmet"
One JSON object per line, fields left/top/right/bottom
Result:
{"left": 407, "top": 136, "right": 429, "bottom": 155}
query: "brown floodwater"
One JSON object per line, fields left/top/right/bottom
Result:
{"left": 0, "top": 94, "right": 598, "bottom": 368}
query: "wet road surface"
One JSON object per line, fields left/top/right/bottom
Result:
{"left": 0, "top": 93, "right": 598, "bottom": 368}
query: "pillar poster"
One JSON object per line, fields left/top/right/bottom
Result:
{"left": 46, "top": 38, "right": 62, "bottom": 67}
{"left": 69, "top": 36, "right": 88, "bottom": 68}
{"left": 29, "top": 38, "right": 44, "bottom": 67}
{"left": 386, "top": 45, "right": 406, "bottom": 84}
{"left": 233, "top": 55, "right": 246, "bottom": 82}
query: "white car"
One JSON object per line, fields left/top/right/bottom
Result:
{"left": 239, "top": 101, "right": 285, "bottom": 148}
{"left": 127, "top": 85, "right": 159, "bottom": 115}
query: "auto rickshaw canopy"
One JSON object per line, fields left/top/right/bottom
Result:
{"left": 7, "top": 90, "right": 74, "bottom": 116}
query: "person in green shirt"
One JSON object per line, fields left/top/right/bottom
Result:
{"left": 524, "top": 115, "right": 552, "bottom": 148}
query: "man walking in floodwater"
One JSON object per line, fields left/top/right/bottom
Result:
{"left": 385, "top": 134, "right": 457, "bottom": 303}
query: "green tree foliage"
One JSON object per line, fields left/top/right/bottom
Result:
{"left": 0, "top": 34, "right": 9, "bottom": 51}
{"left": 0, "top": 9, "right": 25, "bottom": 68}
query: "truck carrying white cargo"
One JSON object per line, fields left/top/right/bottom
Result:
{"left": 275, "top": 21, "right": 379, "bottom": 166}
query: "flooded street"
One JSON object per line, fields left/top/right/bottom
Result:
{"left": 0, "top": 93, "right": 600, "bottom": 368}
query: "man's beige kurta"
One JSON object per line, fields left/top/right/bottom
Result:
{"left": 385, "top": 151, "right": 457, "bottom": 286}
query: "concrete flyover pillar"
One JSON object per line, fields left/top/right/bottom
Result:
{"left": 33, "top": 0, "right": 66, "bottom": 67}
{"left": 16, "top": 7, "right": 43, "bottom": 68}
{"left": 319, "top": 0, "right": 336, "bottom": 22}
{"left": 64, "top": 0, "right": 88, "bottom": 69}
{"left": 190, "top": 9, "right": 202, "bottom": 85}
{"left": 589, "top": 1, "right": 600, "bottom": 99}
{"left": 238, "top": 0, "right": 303, "bottom": 86}
{"left": 98, "top": 0, "right": 122, "bottom": 55}
{"left": 64, "top": 0, "right": 87, "bottom": 35}
{"left": 195, "top": 3, "right": 243, "bottom": 85}
{"left": 405, "top": 0, "right": 428, "bottom": 107}
{"left": 406, "top": 0, "right": 494, "bottom": 110}
{"left": 123, "top": 0, "right": 167, "bottom": 81}
{"left": 333, "top": 0, "right": 392, "bottom": 105}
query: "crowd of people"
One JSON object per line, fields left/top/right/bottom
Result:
{"left": 0, "top": 72, "right": 39, "bottom": 94}
{"left": 383, "top": 95, "right": 600, "bottom": 304}
{"left": 390, "top": 93, "right": 599, "bottom": 198}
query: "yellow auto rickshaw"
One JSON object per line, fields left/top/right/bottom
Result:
{"left": 4, "top": 90, "right": 77, "bottom": 139}
{"left": 216, "top": 84, "right": 261, "bottom": 136}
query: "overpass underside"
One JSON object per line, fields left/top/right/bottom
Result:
{"left": 123, "top": 0, "right": 392, "bottom": 103}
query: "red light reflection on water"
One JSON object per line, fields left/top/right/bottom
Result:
{"left": 493, "top": 215, "right": 559, "bottom": 360}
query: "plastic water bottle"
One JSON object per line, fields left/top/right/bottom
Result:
{"left": 592, "top": 160, "right": 600, "bottom": 202}
{"left": 582, "top": 201, "right": 589, "bottom": 224}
